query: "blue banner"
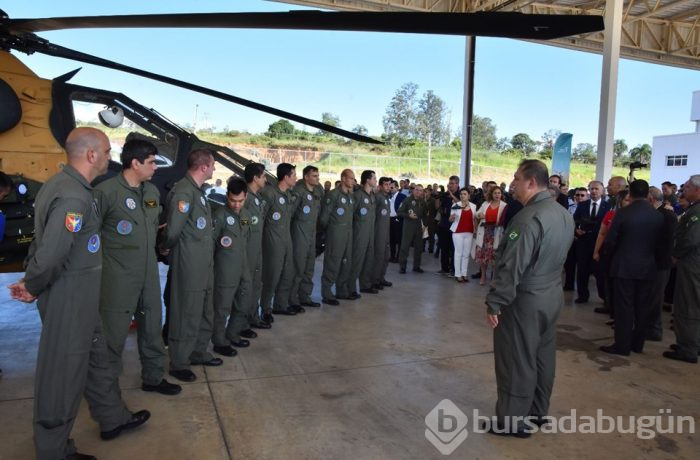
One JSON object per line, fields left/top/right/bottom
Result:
{"left": 551, "top": 133, "right": 573, "bottom": 185}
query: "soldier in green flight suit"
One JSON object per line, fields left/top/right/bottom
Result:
{"left": 397, "top": 185, "right": 427, "bottom": 273}
{"left": 242, "top": 163, "right": 271, "bottom": 331}
{"left": 485, "top": 160, "right": 574, "bottom": 436}
{"left": 95, "top": 139, "right": 180, "bottom": 396}
{"left": 260, "top": 163, "right": 298, "bottom": 319}
{"left": 288, "top": 165, "right": 324, "bottom": 309}
{"left": 160, "top": 149, "right": 221, "bottom": 383}
{"left": 211, "top": 177, "right": 254, "bottom": 357}
{"left": 350, "top": 170, "right": 378, "bottom": 295}
{"left": 371, "top": 177, "right": 394, "bottom": 291}
{"left": 10, "top": 127, "right": 149, "bottom": 460}
{"left": 320, "top": 169, "right": 356, "bottom": 304}
{"left": 664, "top": 174, "right": 700, "bottom": 364}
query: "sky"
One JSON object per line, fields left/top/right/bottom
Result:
{"left": 4, "top": 0, "right": 699, "bottom": 150}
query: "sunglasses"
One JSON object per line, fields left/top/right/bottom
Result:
{"left": 575, "top": 194, "right": 586, "bottom": 197}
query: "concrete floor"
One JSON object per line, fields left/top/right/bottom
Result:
{"left": 0, "top": 255, "right": 698, "bottom": 460}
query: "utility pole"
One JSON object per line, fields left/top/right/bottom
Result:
{"left": 193, "top": 104, "right": 199, "bottom": 133}
{"left": 427, "top": 131, "right": 432, "bottom": 180}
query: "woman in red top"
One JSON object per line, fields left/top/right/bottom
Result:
{"left": 449, "top": 188, "right": 477, "bottom": 282}
{"left": 473, "top": 186, "right": 507, "bottom": 285}
{"left": 593, "top": 190, "right": 631, "bottom": 261}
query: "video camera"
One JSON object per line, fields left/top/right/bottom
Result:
{"left": 628, "top": 161, "right": 648, "bottom": 182}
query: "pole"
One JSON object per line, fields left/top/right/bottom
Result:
{"left": 461, "top": 36, "right": 476, "bottom": 187}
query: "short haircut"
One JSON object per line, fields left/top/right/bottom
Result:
{"left": 661, "top": 181, "right": 672, "bottom": 187}
{"left": 121, "top": 139, "right": 157, "bottom": 171}
{"left": 0, "top": 171, "right": 12, "bottom": 191}
{"left": 459, "top": 187, "right": 470, "bottom": 195}
{"left": 549, "top": 174, "right": 561, "bottom": 183}
{"left": 227, "top": 177, "right": 248, "bottom": 196}
{"left": 392, "top": 180, "right": 399, "bottom": 187}
{"left": 589, "top": 180, "right": 605, "bottom": 189}
{"left": 360, "top": 170, "right": 375, "bottom": 185}
{"left": 277, "top": 163, "right": 296, "bottom": 181}
{"left": 689, "top": 175, "right": 700, "bottom": 188}
{"left": 518, "top": 159, "right": 549, "bottom": 188}
{"left": 187, "top": 149, "right": 214, "bottom": 170}
{"left": 378, "top": 176, "right": 391, "bottom": 186}
{"left": 341, "top": 169, "right": 354, "bottom": 180}
{"left": 303, "top": 165, "right": 319, "bottom": 177}
{"left": 629, "top": 180, "right": 649, "bottom": 199}
{"left": 244, "top": 162, "right": 266, "bottom": 183}
{"left": 448, "top": 175, "right": 460, "bottom": 183}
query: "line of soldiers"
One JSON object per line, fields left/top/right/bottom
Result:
{"left": 6, "top": 126, "right": 436, "bottom": 459}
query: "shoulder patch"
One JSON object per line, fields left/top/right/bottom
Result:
{"left": 65, "top": 212, "right": 83, "bottom": 233}
{"left": 508, "top": 230, "right": 520, "bottom": 241}
{"left": 178, "top": 200, "right": 190, "bottom": 213}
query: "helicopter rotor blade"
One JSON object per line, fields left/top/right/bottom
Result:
{"left": 7, "top": 11, "right": 604, "bottom": 40}
{"left": 19, "top": 38, "right": 381, "bottom": 144}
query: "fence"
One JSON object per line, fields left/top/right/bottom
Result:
{"left": 232, "top": 146, "right": 515, "bottom": 184}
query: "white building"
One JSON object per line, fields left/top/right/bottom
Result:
{"left": 650, "top": 90, "right": 700, "bottom": 187}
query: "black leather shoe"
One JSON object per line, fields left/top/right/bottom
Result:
{"left": 574, "top": 298, "right": 588, "bottom": 304}
{"left": 65, "top": 453, "right": 97, "bottom": 460}
{"left": 169, "top": 369, "right": 196, "bottom": 382}
{"left": 471, "top": 272, "right": 481, "bottom": 279}
{"left": 663, "top": 350, "right": 698, "bottom": 363}
{"left": 482, "top": 421, "right": 532, "bottom": 438}
{"left": 413, "top": 267, "right": 424, "bottom": 273}
{"left": 599, "top": 345, "right": 630, "bottom": 356}
{"left": 289, "top": 305, "right": 306, "bottom": 314}
{"left": 262, "top": 313, "right": 275, "bottom": 324}
{"left": 348, "top": 292, "right": 361, "bottom": 300}
{"left": 399, "top": 267, "right": 406, "bottom": 274}
{"left": 251, "top": 321, "right": 272, "bottom": 329}
{"left": 381, "top": 280, "right": 392, "bottom": 287}
{"left": 272, "top": 307, "right": 297, "bottom": 316}
{"left": 360, "top": 288, "right": 379, "bottom": 294}
{"left": 300, "top": 301, "right": 321, "bottom": 308}
{"left": 372, "top": 284, "right": 384, "bottom": 290}
{"left": 213, "top": 345, "right": 237, "bottom": 357}
{"left": 100, "top": 410, "right": 151, "bottom": 440}
{"left": 669, "top": 344, "right": 700, "bottom": 355}
{"left": 240, "top": 329, "right": 258, "bottom": 339}
{"left": 231, "top": 339, "right": 250, "bottom": 348}
{"left": 594, "top": 307, "right": 611, "bottom": 314}
{"left": 193, "top": 357, "right": 224, "bottom": 366}
{"left": 142, "top": 379, "right": 182, "bottom": 395}
{"left": 322, "top": 298, "right": 340, "bottom": 306}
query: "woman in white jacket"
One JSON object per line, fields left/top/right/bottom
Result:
{"left": 449, "top": 188, "right": 477, "bottom": 282}
{"left": 472, "top": 186, "right": 507, "bottom": 285}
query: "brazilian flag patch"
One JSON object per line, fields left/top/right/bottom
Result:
{"left": 508, "top": 230, "right": 520, "bottom": 241}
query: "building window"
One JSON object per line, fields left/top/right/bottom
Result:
{"left": 666, "top": 155, "right": 688, "bottom": 167}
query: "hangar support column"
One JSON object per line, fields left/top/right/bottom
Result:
{"left": 596, "top": 0, "right": 623, "bottom": 182}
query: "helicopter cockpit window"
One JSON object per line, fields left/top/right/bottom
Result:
{"left": 72, "top": 100, "right": 179, "bottom": 168}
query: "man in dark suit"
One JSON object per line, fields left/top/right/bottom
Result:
{"left": 572, "top": 180, "right": 610, "bottom": 303}
{"left": 599, "top": 180, "right": 663, "bottom": 356}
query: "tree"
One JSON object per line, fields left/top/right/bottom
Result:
{"left": 511, "top": 133, "right": 537, "bottom": 156}
{"left": 629, "top": 144, "right": 652, "bottom": 164}
{"left": 573, "top": 142, "right": 597, "bottom": 164}
{"left": 416, "top": 90, "right": 450, "bottom": 145}
{"left": 266, "top": 119, "right": 295, "bottom": 137}
{"left": 317, "top": 112, "right": 340, "bottom": 136}
{"left": 472, "top": 115, "right": 497, "bottom": 150}
{"left": 383, "top": 82, "right": 419, "bottom": 145}
{"left": 613, "top": 139, "right": 628, "bottom": 160}
{"left": 541, "top": 129, "right": 562, "bottom": 151}
{"left": 352, "top": 125, "right": 368, "bottom": 137}
{"left": 496, "top": 137, "right": 511, "bottom": 152}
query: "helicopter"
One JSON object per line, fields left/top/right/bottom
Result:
{"left": 0, "top": 8, "right": 604, "bottom": 271}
